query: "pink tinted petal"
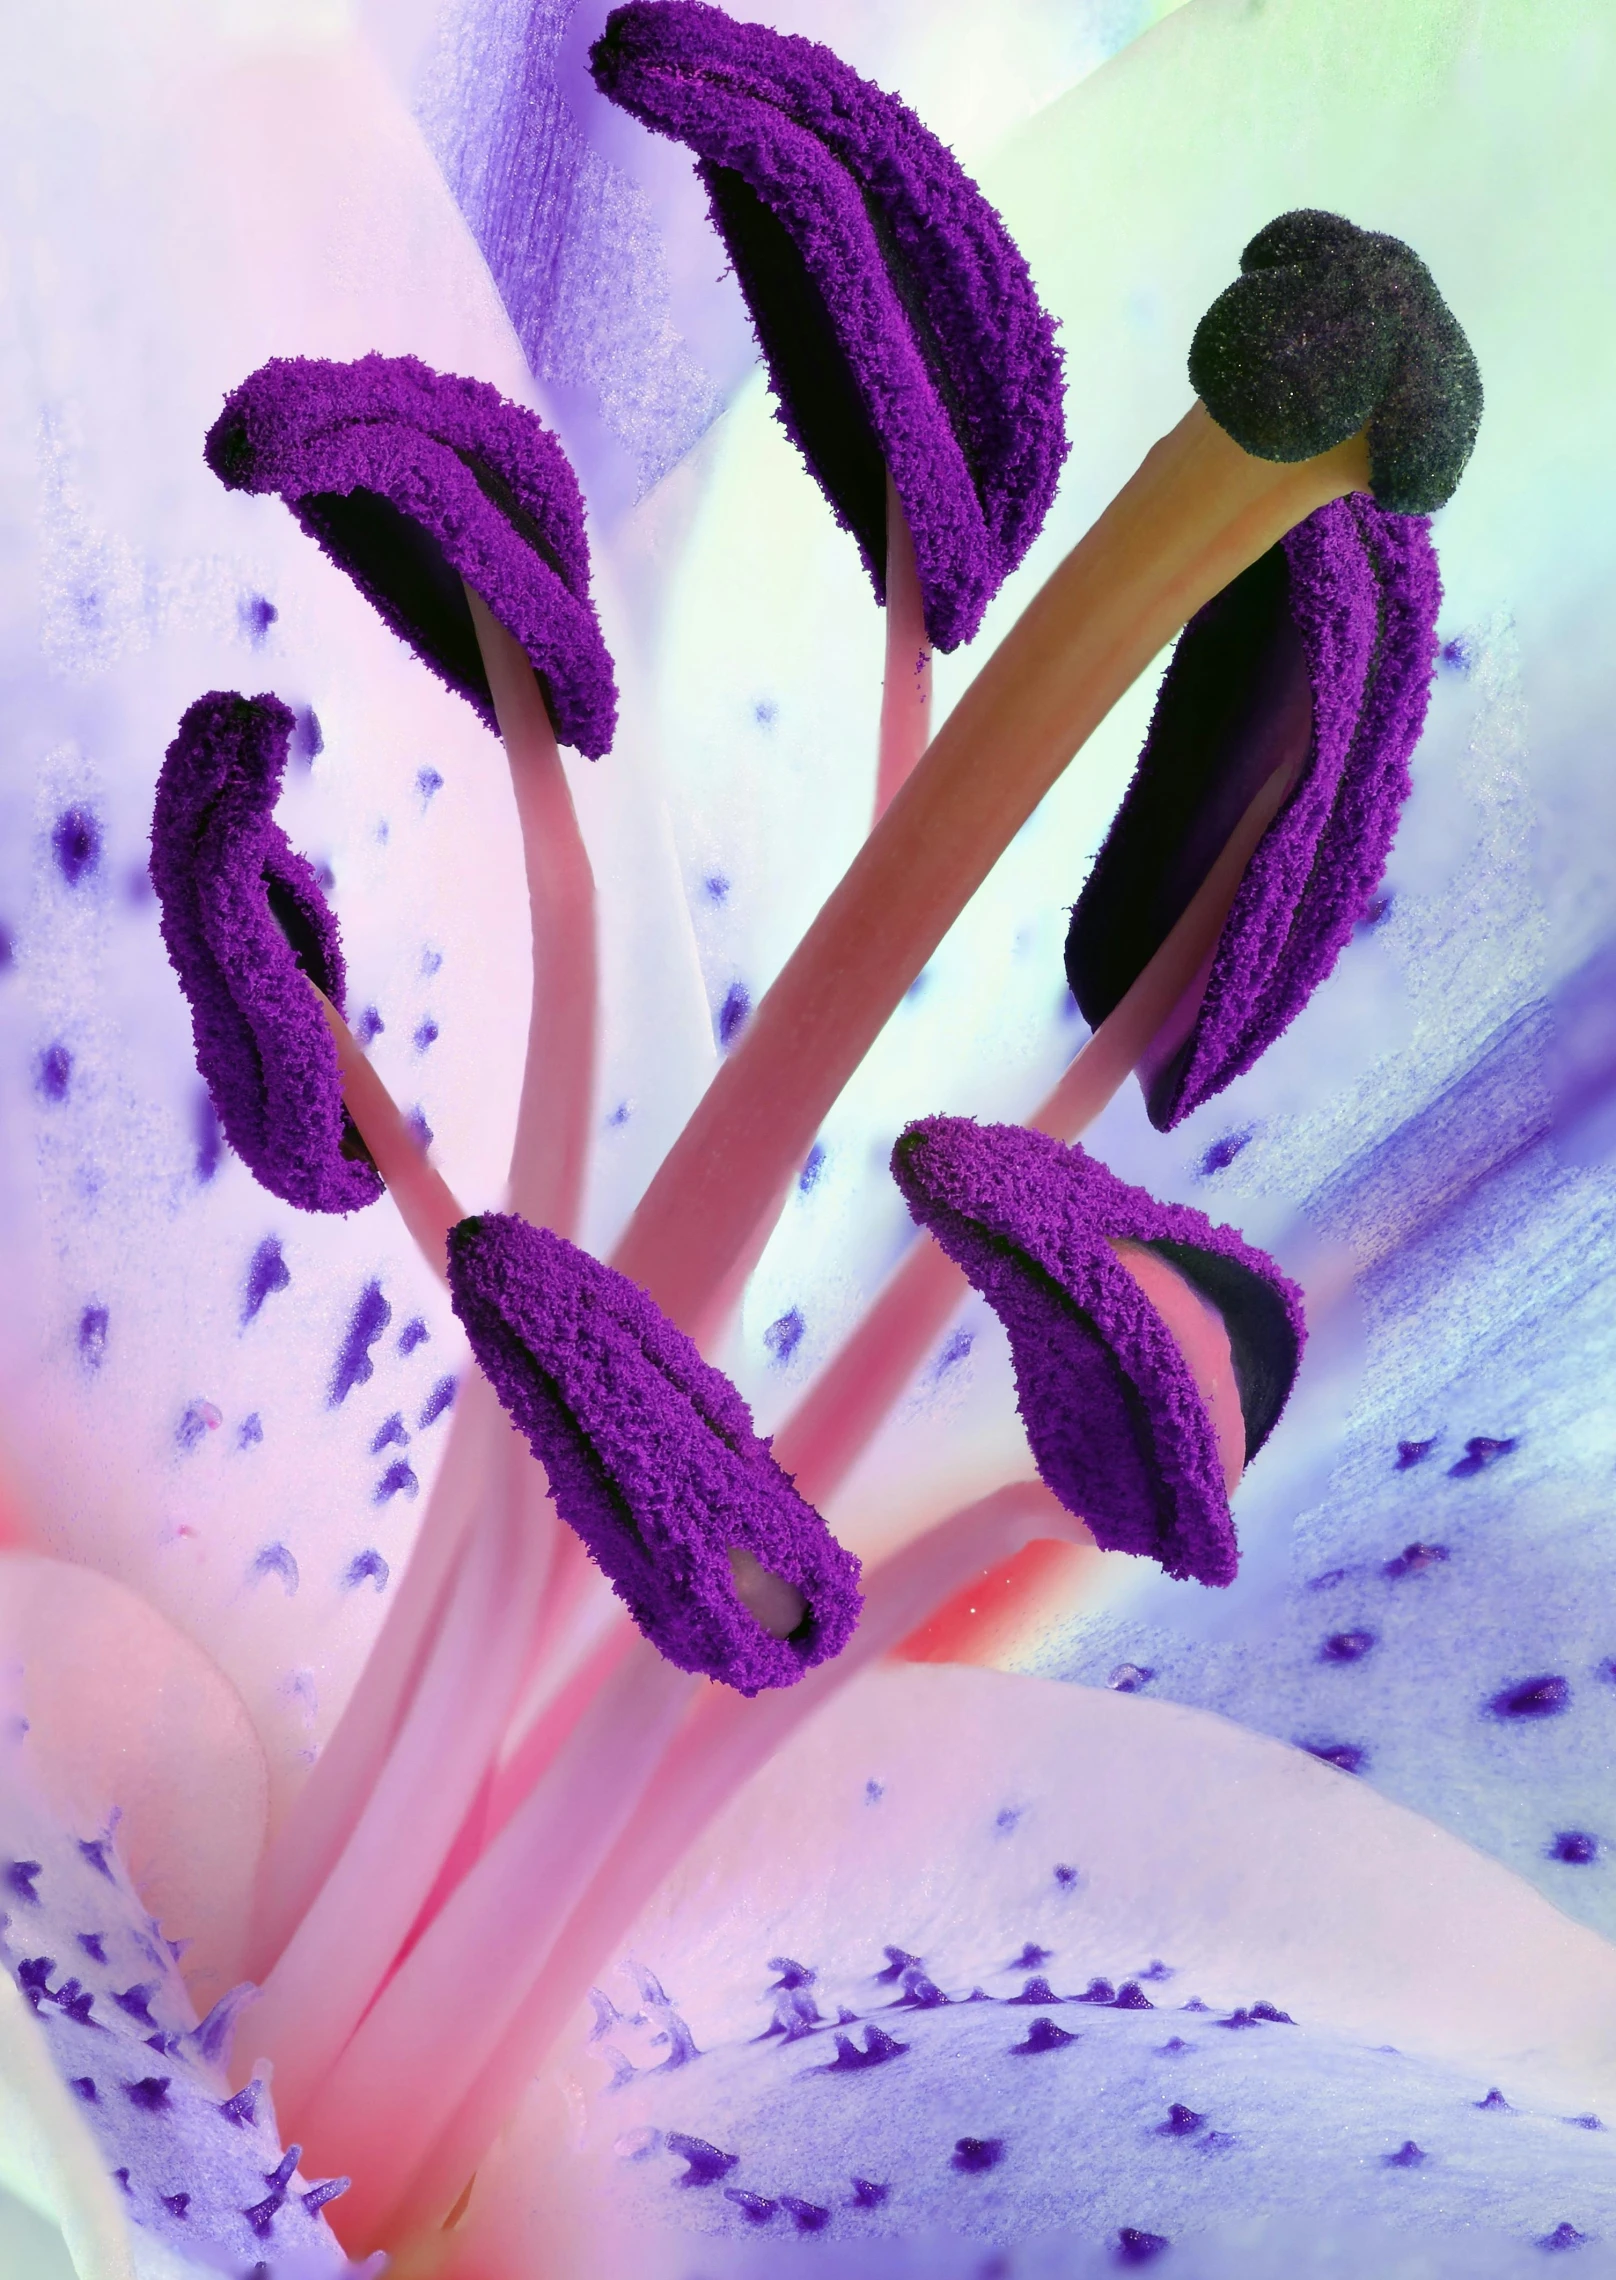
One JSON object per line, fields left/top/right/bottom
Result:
{"left": 0, "top": 1554, "right": 267, "bottom": 2007}
{"left": 615, "top": 1664, "right": 1616, "bottom": 2109}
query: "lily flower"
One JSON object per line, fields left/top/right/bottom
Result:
{"left": 2, "top": 0, "right": 1614, "bottom": 2274}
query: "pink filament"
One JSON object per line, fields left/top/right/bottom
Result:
{"left": 874, "top": 474, "right": 933, "bottom": 822}
{"left": 773, "top": 755, "right": 1299, "bottom": 1507}
{"left": 348, "top": 1479, "right": 1081, "bottom": 2247}
{"left": 316, "top": 989, "right": 463, "bottom": 1279}
{"left": 608, "top": 406, "right": 1365, "bottom": 1351}
{"left": 463, "top": 585, "right": 599, "bottom": 1233}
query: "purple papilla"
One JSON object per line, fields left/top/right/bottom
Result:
{"left": 446, "top": 1213, "right": 863, "bottom": 1693}
{"left": 1069, "top": 497, "right": 1440, "bottom": 1130}
{"left": 590, "top": 1, "right": 1067, "bottom": 654}
{"left": 149, "top": 692, "right": 382, "bottom": 1217}
{"left": 890, "top": 1117, "right": 1306, "bottom": 1587}
{"left": 203, "top": 354, "right": 617, "bottom": 757}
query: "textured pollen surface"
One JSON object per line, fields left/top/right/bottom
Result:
{"left": 446, "top": 1213, "right": 862, "bottom": 1693}
{"left": 1189, "top": 209, "right": 1483, "bottom": 516}
{"left": 589, "top": 0, "right": 1067, "bottom": 652}
{"left": 203, "top": 354, "right": 618, "bottom": 756}
{"left": 1066, "top": 496, "right": 1441, "bottom": 1130}
{"left": 1, "top": 1779, "right": 367, "bottom": 2279}
{"left": 890, "top": 1120, "right": 1305, "bottom": 1586}
{"left": 149, "top": 692, "right": 383, "bottom": 1217}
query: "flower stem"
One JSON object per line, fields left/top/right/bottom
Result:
{"left": 772, "top": 753, "right": 1300, "bottom": 1506}
{"left": 610, "top": 406, "right": 1368, "bottom": 1349}
{"left": 463, "top": 584, "right": 598, "bottom": 1234}
{"left": 874, "top": 474, "right": 932, "bottom": 822}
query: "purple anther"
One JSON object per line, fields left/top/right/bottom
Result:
{"left": 150, "top": 692, "right": 383, "bottom": 1215}
{"left": 1161, "top": 2104, "right": 1205, "bottom": 2136}
{"left": 891, "top": 1118, "right": 1304, "bottom": 1585}
{"left": 665, "top": 2132, "right": 739, "bottom": 2187}
{"left": 1012, "top": 2017, "right": 1078, "bottom": 2055}
{"left": 447, "top": 1213, "right": 862, "bottom": 1693}
{"left": 589, "top": 1, "right": 1067, "bottom": 653}
{"left": 204, "top": 356, "right": 616, "bottom": 756}
{"left": 1067, "top": 497, "right": 1442, "bottom": 1129}
{"left": 1489, "top": 1674, "right": 1571, "bottom": 1719}
{"left": 951, "top": 2137, "right": 1005, "bottom": 2174}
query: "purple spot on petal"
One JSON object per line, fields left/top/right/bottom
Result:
{"left": 36, "top": 1042, "right": 72, "bottom": 1102}
{"left": 1384, "top": 2140, "right": 1426, "bottom": 2167}
{"left": 1077, "top": 1979, "right": 1116, "bottom": 2005}
{"left": 194, "top": 1089, "right": 224, "bottom": 1184}
{"left": 407, "top": 1106, "right": 433, "bottom": 1151}
{"left": 303, "top": 2178, "right": 350, "bottom": 2213}
{"left": 78, "top": 1838, "right": 113, "bottom": 1881}
{"left": 249, "top": 1543, "right": 299, "bottom": 1594}
{"left": 52, "top": 807, "right": 101, "bottom": 886}
{"left": 718, "top": 983, "right": 751, "bottom": 1050}
{"left": 371, "top": 1413, "right": 408, "bottom": 1453}
{"left": 416, "top": 766, "right": 443, "bottom": 805}
{"left": 356, "top": 1005, "right": 384, "bottom": 1046}
{"left": 1115, "top": 2229, "right": 1172, "bottom": 2265}
{"left": 665, "top": 2133, "right": 738, "bottom": 2187}
{"left": 1439, "top": 635, "right": 1473, "bottom": 675}
{"left": 780, "top": 2196, "right": 831, "bottom": 2233}
{"left": 418, "top": 1374, "right": 457, "bottom": 1429}
{"left": 1539, "top": 2223, "right": 1593, "bottom": 2251}
{"left": 1108, "top": 1662, "right": 1154, "bottom": 1692}
{"left": 343, "top": 1549, "right": 390, "bottom": 1592}
{"left": 6, "top": 1861, "right": 42, "bottom": 1904}
{"left": 242, "top": 1237, "right": 290, "bottom": 1326}
{"left": 77, "top": 1934, "right": 106, "bottom": 1964}
{"left": 238, "top": 1412, "right": 264, "bottom": 1448}
{"left": 753, "top": 699, "right": 777, "bottom": 727}
{"left": 1112, "top": 1981, "right": 1154, "bottom": 2009}
{"left": 331, "top": 1281, "right": 391, "bottom": 1406}
{"left": 1552, "top": 1831, "right": 1600, "bottom": 1864}
{"left": 219, "top": 2082, "right": 260, "bottom": 2127}
{"left": 413, "top": 1018, "right": 439, "bottom": 1052}
{"left": 161, "top": 2193, "right": 191, "bottom": 2219}
{"left": 704, "top": 873, "right": 730, "bottom": 903}
{"left": 799, "top": 1143, "right": 826, "bottom": 1193}
{"left": 1396, "top": 1437, "right": 1437, "bottom": 1468}
{"left": 71, "top": 2076, "right": 97, "bottom": 2101}
{"left": 240, "top": 593, "right": 278, "bottom": 644}
{"left": 123, "top": 2076, "right": 171, "bottom": 2111}
{"left": 850, "top": 2179, "right": 890, "bottom": 2208}
{"left": 77, "top": 1305, "right": 109, "bottom": 1369}
{"left": 1489, "top": 1674, "right": 1570, "bottom": 1719}
{"left": 1384, "top": 1541, "right": 1449, "bottom": 1578}
{"left": 1320, "top": 1630, "right": 1376, "bottom": 1663}
{"left": 1197, "top": 1128, "right": 1252, "bottom": 1177}
{"left": 1012, "top": 2016, "right": 1077, "bottom": 2054}
{"left": 1448, "top": 1433, "right": 1518, "bottom": 1478}
{"left": 951, "top": 2138, "right": 1005, "bottom": 2174}
{"left": 398, "top": 1318, "right": 430, "bottom": 1356}
{"left": 290, "top": 706, "right": 323, "bottom": 763}
{"left": 764, "top": 1308, "right": 805, "bottom": 1366}
{"left": 1476, "top": 2088, "right": 1511, "bottom": 2110}
{"left": 374, "top": 1461, "right": 419, "bottom": 1504}
{"left": 725, "top": 2189, "right": 776, "bottom": 2224}
{"left": 1053, "top": 1864, "right": 1079, "bottom": 1889}
{"left": 1161, "top": 2103, "right": 1205, "bottom": 2136}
